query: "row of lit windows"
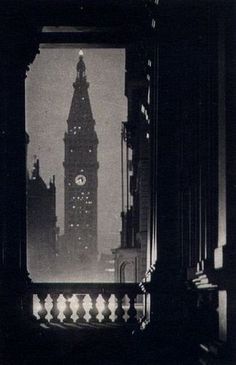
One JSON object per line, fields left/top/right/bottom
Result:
{"left": 70, "top": 126, "right": 82, "bottom": 132}
{"left": 67, "top": 182, "right": 93, "bottom": 187}
{"left": 69, "top": 223, "right": 90, "bottom": 227}
{"left": 69, "top": 129, "right": 92, "bottom": 135}
{"left": 71, "top": 197, "right": 91, "bottom": 202}
{"left": 71, "top": 200, "right": 93, "bottom": 205}
{"left": 71, "top": 195, "right": 92, "bottom": 200}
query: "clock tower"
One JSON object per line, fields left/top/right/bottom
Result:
{"left": 64, "top": 50, "right": 99, "bottom": 267}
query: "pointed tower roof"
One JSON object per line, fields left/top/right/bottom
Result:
{"left": 32, "top": 156, "right": 40, "bottom": 180}
{"left": 29, "top": 157, "right": 48, "bottom": 192}
{"left": 67, "top": 50, "right": 96, "bottom": 132}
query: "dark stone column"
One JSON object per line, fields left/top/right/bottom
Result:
{"left": 141, "top": 1, "right": 220, "bottom": 361}
{"left": 0, "top": 14, "right": 40, "bottom": 328}
{"left": 225, "top": 0, "right": 236, "bottom": 356}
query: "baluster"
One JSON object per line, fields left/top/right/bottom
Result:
{"left": 127, "top": 293, "right": 137, "bottom": 323}
{"left": 109, "top": 294, "right": 117, "bottom": 322}
{"left": 89, "top": 293, "right": 99, "bottom": 323}
{"left": 50, "top": 293, "right": 60, "bottom": 323}
{"left": 38, "top": 293, "right": 48, "bottom": 323}
{"left": 63, "top": 293, "right": 73, "bottom": 323}
{"left": 115, "top": 292, "right": 125, "bottom": 323}
{"left": 76, "top": 294, "right": 86, "bottom": 323}
{"left": 33, "top": 294, "right": 41, "bottom": 320}
{"left": 102, "top": 293, "right": 111, "bottom": 323}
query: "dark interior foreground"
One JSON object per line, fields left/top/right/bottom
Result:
{"left": 0, "top": 1, "right": 236, "bottom": 364}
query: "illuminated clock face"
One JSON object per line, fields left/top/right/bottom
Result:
{"left": 75, "top": 174, "right": 86, "bottom": 186}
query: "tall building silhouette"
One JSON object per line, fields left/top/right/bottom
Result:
{"left": 27, "top": 158, "right": 58, "bottom": 281}
{"left": 63, "top": 50, "right": 99, "bottom": 270}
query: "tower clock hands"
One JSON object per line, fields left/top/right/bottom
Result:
{"left": 75, "top": 174, "right": 86, "bottom": 186}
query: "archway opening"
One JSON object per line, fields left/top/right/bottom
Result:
{"left": 26, "top": 46, "right": 130, "bottom": 282}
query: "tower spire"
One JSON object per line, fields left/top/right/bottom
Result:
{"left": 76, "top": 49, "right": 86, "bottom": 80}
{"left": 32, "top": 156, "right": 40, "bottom": 179}
{"left": 68, "top": 50, "right": 93, "bottom": 124}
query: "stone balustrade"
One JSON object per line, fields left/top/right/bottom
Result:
{"left": 30, "top": 283, "right": 143, "bottom": 324}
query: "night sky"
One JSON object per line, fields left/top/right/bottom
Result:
{"left": 26, "top": 48, "right": 127, "bottom": 254}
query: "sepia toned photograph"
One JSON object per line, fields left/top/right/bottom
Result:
{"left": 0, "top": 1, "right": 235, "bottom": 364}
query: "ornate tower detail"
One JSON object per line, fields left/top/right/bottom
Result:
{"left": 64, "top": 50, "right": 99, "bottom": 267}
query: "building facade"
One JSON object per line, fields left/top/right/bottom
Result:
{"left": 27, "top": 158, "right": 57, "bottom": 281}
{"left": 113, "top": 46, "right": 150, "bottom": 283}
